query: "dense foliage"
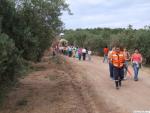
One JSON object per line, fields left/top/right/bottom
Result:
{"left": 0, "top": 0, "right": 69, "bottom": 84}
{"left": 64, "top": 27, "right": 150, "bottom": 64}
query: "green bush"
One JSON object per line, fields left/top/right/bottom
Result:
{"left": 64, "top": 28, "right": 150, "bottom": 64}
{"left": 0, "top": 0, "right": 70, "bottom": 104}
{"left": 0, "top": 33, "right": 23, "bottom": 83}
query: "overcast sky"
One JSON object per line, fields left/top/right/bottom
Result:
{"left": 61, "top": 0, "right": 150, "bottom": 29}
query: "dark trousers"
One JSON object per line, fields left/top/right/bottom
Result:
{"left": 109, "top": 63, "right": 114, "bottom": 79}
{"left": 83, "top": 53, "right": 86, "bottom": 60}
{"left": 113, "top": 67, "right": 124, "bottom": 87}
{"left": 69, "top": 51, "right": 72, "bottom": 57}
{"left": 63, "top": 50, "right": 67, "bottom": 55}
{"left": 78, "top": 54, "right": 81, "bottom": 60}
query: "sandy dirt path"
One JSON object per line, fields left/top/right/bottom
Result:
{"left": 67, "top": 56, "right": 150, "bottom": 113}
{"left": 1, "top": 55, "right": 150, "bottom": 113}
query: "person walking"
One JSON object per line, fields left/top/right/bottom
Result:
{"left": 123, "top": 48, "right": 131, "bottom": 80}
{"left": 87, "top": 49, "right": 92, "bottom": 61}
{"left": 108, "top": 47, "right": 115, "bottom": 80}
{"left": 72, "top": 46, "right": 76, "bottom": 58}
{"left": 131, "top": 48, "right": 143, "bottom": 81}
{"left": 111, "top": 46, "right": 125, "bottom": 89}
{"left": 68, "top": 46, "right": 72, "bottom": 57}
{"left": 82, "top": 48, "right": 87, "bottom": 61}
{"left": 103, "top": 46, "right": 109, "bottom": 63}
{"left": 75, "top": 47, "right": 79, "bottom": 58}
{"left": 78, "top": 48, "right": 82, "bottom": 61}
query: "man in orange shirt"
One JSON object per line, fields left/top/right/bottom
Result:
{"left": 103, "top": 46, "right": 109, "bottom": 63}
{"left": 111, "top": 46, "right": 125, "bottom": 89}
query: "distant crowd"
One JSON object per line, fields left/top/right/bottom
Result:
{"left": 57, "top": 46, "right": 92, "bottom": 61}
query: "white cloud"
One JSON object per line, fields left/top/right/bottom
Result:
{"left": 62, "top": 0, "right": 150, "bottom": 29}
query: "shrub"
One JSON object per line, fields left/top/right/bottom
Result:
{"left": 0, "top": 33, "right": 23, "bottom": 83}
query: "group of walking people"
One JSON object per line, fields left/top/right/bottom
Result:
{"left": 103, "top": 46, "right": 143, "bottom": 89}
{"left": 59, "top": 46, "right": 92, "bottom": 61}
{"left": 55, "top": 44, "right": 143, "bottom": 90}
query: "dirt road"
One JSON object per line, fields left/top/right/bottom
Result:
{"left": 67, "top": 56, "right": 150, "bottom": 113}
{"left": 1, "top": 56, "right": 150, "bottom": 113}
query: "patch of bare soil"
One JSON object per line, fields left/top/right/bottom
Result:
{"left": 0, "top": 56, "right": 89, "bottom": 113}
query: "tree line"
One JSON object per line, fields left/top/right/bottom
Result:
{"left": 0, "top": 0, "right": 69, "bottom": 86}
{"left": 64, "top": 26, "right": 150, "bottom": 64}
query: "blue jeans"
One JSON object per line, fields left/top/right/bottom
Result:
{"left": 109, "top": 63, "right": 114, "bottom": 79}
{"left": 133, "top": 63, "right": 139, "bottom": 80}
{"left": 78, "top": 54, "right": 81, "bottom": 60}
{"left": 103, "top": 54, "right": 108, "bottom": 63}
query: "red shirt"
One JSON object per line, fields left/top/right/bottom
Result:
{"left": 131, "top": 53, "right": 142, "bottom": 63}
{"left": 103, "top": 48, "right": 109, "bottom": 55}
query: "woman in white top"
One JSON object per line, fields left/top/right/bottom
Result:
{"left": 87, "top": 49, "right": 92, "bottom": 61}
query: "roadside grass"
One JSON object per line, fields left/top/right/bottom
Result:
{"left": 0, "top": 81, "right": 19, "bottom": 108}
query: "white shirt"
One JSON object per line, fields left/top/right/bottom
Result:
{"left": 82, "top": 49, "right": 86, "bottom": 53}
{"left": 88, "top": 51, "right": 92, "bottom": 55}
